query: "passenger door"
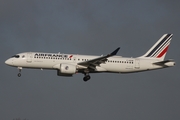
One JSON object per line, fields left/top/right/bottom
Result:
{"left": 135, "top": 59, "right": 140, "bottom": 69}
{"left": 27, "top": 53, "right": 32, "bottom": 63}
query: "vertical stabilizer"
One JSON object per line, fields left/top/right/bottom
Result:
{"left": 139, "top": 34, "right": 173, "bottom": 60}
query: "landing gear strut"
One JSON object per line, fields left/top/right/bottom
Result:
{"left": 17, "top": 67, "right": 22, "bottom": 77}
{"left": 83, "top": 73, "right": 91, "bottom": 82}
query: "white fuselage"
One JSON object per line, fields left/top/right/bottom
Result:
{"left": 5, "top": 52, "right": 174, "bottom": 74}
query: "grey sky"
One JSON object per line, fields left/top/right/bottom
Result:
{"left": 1, "top": 0, "right": 179, "bottom": 120}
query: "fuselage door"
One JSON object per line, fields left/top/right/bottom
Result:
{"left": 27, "top": 53, "right": 32, "bottom": 63}
{"left": 135, "top": 59, "right": 140, "bottom": 69}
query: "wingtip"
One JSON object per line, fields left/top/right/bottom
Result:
{"left": 110, "top": 47, "right": 120, "bottom": 55}
{"left": 165, "top": 33, "right": 173, "bottom": 36}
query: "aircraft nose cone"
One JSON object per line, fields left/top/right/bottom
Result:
{"left": 5, "top": 60, "right": 9, "bottom": 65}
{"left": 5, "top": 59, "right": 12, "bottom": 65}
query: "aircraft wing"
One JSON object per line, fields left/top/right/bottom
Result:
{"left": 78, "top": 47, "right": 120, "bottom": 70}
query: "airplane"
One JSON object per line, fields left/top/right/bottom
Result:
{"left": 5, "top": 34, "right": 175, "bottom": 81}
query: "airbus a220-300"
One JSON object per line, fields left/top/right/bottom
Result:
{"left": 5, "top": 34, "right": 175, "bottom": 81}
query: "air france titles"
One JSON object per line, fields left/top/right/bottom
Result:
{"left": 34, "top": 53, "right": 68, "bottom": 58}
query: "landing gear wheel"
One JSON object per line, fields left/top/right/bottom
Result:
{"left": 18, "top": 73, "right": 21, "bottom": 77}
{"left": 83, "top": 75, "right": 91, "bottom": 82}
{"left": 17, "top": 67, "right": 22, "bottom": 77}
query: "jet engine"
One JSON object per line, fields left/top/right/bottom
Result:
{"left": 54, "top": 63, "right": 77, "bottom": 76}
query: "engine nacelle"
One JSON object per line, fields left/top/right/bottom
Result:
{"left": 57, "top": 72, "right": 73, "bottom": 77}
{"left": 60, "top": 63, "right": 77, "bottom": 74}
{"left": 53, "top": 63, "right": 77, "bottom": 76}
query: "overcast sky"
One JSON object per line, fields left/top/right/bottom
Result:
{"left": 1, "top": 0, "right": 180, "bottom": 120}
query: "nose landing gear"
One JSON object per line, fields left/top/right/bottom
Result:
{"left": 17, "top": 67, "right": 22, "bottom": 77}
{"left": 18, "top": 73, "right": 21, "bottom": 77}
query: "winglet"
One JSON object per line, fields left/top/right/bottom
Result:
{"left": 110, "top": 47, "right": 120, "bottom": 56}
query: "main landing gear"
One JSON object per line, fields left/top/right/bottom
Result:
{"left": 83, "top": 73, "right": 91, "bottom": 82}
{"left": 17, "top": 67, "right": 22, "bottom": 77}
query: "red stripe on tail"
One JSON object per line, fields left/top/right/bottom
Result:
{"left": 157, "top": 46, "right": 169, "bottom": 58}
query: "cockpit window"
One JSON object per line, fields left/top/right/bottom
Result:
{"left": 22, "top": 55, "right": 25, "bottom": 58}
{"left": 12, "top": 55, "right": 20, "bottom": 58}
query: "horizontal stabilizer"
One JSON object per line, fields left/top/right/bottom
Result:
{"left": 153, "top": 59, "right": 175, "bottom": 67}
